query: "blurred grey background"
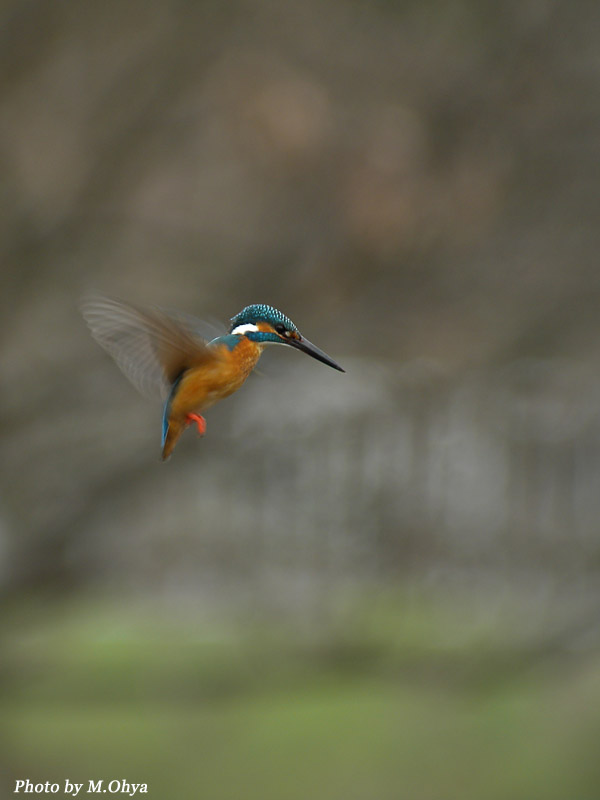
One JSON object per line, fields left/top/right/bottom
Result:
{"left": 2, "top": 1, "right": 600, "bottom": 798}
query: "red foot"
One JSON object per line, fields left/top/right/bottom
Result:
{"left": 185, "top": 413, "right": 206, "bottom": 436}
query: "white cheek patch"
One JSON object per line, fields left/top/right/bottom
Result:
{"left": 231, "top": 323, "right": 260, "bottom": 335}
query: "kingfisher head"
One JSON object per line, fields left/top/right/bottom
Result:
{"left": 229, "top": 304, "right": 345, "bottom": 372}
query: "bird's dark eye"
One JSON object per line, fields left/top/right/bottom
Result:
{"left": 274, "top": 323, "right": 287, "bottom": 335}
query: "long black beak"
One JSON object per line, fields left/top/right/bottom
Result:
{"left": 288, "top": 335, "right": 345, "bottom": 372}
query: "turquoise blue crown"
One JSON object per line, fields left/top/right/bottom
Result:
{"left": 229, "top": 304, "right": 297, "bottom": 333}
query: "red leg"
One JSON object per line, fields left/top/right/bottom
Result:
{"left": 185, "top": 413, "right": 206, "bottom": 436}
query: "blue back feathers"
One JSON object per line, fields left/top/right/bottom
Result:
{"left": 162, "top": 372, "right": 185, "bottom": 447}
{"left": 212, "top": 333, "right": 244, "bottom": 351}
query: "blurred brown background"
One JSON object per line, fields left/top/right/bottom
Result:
{"left": 2, "top": 1, "right": 600, "bottom": 798}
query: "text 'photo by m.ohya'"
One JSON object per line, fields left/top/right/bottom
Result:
{"left": 14, "top": 779, "right": 148, "bottom": 796}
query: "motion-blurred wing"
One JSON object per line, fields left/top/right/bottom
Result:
{"left": 80, "top": 295, "right": 220, "bottom": 399}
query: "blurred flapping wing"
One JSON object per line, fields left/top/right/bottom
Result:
{"left": 80, "top": 295, "right": 219, "bottom": 399}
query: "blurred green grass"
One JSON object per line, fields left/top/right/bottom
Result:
{"left": 2, "top": 592, "right": 600, "bottom": 800}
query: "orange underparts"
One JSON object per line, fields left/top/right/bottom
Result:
{"left": 185, "top": 413, "right": 206, "bottom": 436}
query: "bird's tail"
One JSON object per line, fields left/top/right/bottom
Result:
{"left": 162, "top": 417, "right": 185, "bottom": 461}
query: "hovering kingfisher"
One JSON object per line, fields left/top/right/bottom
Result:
{"left": 81, "top": 296, "right": 344, "bottom": 460}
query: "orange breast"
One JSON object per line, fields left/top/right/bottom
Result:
{"left": 169, "top": 337, "right": 263, "bottom": 418}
